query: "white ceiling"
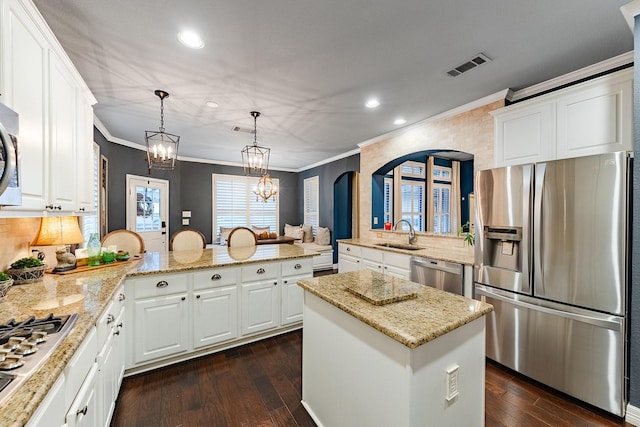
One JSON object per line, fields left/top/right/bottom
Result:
{"left": 33, "top": 0, "right": 634, "bottom": 171}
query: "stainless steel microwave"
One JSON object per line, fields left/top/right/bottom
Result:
{"left": 0, "top": 103, "right": 21, "bottom": 206}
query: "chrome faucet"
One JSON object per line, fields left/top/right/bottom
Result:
{"left": 393, "top": 219, "right": 417, "bottom": 245}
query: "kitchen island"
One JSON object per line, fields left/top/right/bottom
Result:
{"left": 297, "top": 270, "right": 493, "bottom": 427}
{"left": 0, "top": 244, "right": 316, "bottom": 427}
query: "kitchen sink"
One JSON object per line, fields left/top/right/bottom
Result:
{"left": 375, "top": 243, "right": 424, "bottom": 251}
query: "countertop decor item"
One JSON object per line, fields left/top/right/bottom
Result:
{"left": 145, "top": 89, "right": 179, "bottom": 171}
{"left": 87, "top": 232, "right": 101, "bottom": 266}
{"left": 32, "top": 216, "right": 85, "bottom": 272}
{"left": 0, "top": 272, "right": 13, "bottom": 298}
{"left": 7, "top": 257, "right": 46, "bottom": 284}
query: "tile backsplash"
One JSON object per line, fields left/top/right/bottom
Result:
{"left": 0, "top": 218, "right": 42, "bottom": 270}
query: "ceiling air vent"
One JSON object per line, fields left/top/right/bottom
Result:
{"left": 446, "top": 53, "right": 491, "bottom": 77}
{"left": 231, "top": 126, "right": 255, "bottom": 134}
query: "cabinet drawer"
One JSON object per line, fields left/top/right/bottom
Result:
{"left": 361, "top": 247, "right": 383, "bottom": 263}
{"left": 193, "top": 267, "right": 238, "bottom": 290}
{"left": 242, "top": 263, "right": 278, "bottom": 282}
{"left": 339, "top": 243, "right": 361, "bottom": 257}
{"left": 64, "top": 327, "right": 97, "bottom": 407}
{"left": 384, "top": 251, "right": 410, "bottom": 269}
{"left": 131, "top": 273, "right": 189, "bottom": 299}
{"left": 281, "top": 258, "right": 313, "bottom": 276}
{"left": 96, "top": 300, "right": 115, "bottom": 348}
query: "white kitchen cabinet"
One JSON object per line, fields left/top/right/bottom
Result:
{"left": 281, "top": 258, "right": 313, "bottom": 325}
{"left": 492, "top": 68, "right": 633, "bottom": 167}
{"left": 338, "top": 243, "right": 362, "bottom": 273}
{"left": 241, "top": 262, "right": 280, "bottom": 336}
{"left": 339, "top": 244, "right": 411, "bottom": 279}
{"left": 192, "top": 267, "right": 239, "bottom": 349}
{"left": 25, "top": 373, "right": 66, "bottom": 427}
{"left": 76, "top": 93, "right": 96, "bottom": 212}
{"left": 65, "top": 364, "right": 99, "bottom": 427}
{"left": 0, "top": 0, "right": 96, "bottom": 215}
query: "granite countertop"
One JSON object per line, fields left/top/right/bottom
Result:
{"left": 337, "top": 238, "right": 474, "bottom": 265}
{"left": 298, "top": 270, "right": 493, "bottom": 349}
{"left": 0, "top": 245, "right": 315, "bottom": 427}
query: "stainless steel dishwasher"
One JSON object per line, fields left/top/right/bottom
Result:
{"left": 410, "top": 256, "right": 463, "bottom": 295}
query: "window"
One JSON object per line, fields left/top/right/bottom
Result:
{"left": 303, "top": 176, "right": 319, "bottom": 235}
{"left": 80, "top": 143, "right": 100, "bottom": 245}
{"left": 431, "top": 164, "right": 452, "bottom": 233}
{"left": 383, "top": 176, "right": 393, "bottom": 223}
{"left": 400, "top": 180, "right": 424, "bottom": 232}
{"left": 212, "top": 174, "right": 279, "bottom": 241}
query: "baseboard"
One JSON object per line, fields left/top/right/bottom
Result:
{"left": 626, "top": 404, "right": 640, "bottom": 426}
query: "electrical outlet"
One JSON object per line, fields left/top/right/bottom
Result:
{"left": 446, "top": 365, "right": 459, "bottom": 402}
{"left": 182, "top": 218, "right": 190, "bottom": 225}
{"left": 376, "top": 232, "right": 382, "bottom": 238}
{"left": 373, "top": 217, "right": 378, "bottom": 225}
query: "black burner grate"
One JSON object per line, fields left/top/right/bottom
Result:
{"left": 0, "top": 314, "right": 71, "bottom": 345}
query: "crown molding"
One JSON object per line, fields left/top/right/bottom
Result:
{"left": 508, "top": 51, "right": 633, "bottom": 102}
{"left": 297, "top": 147, "right": 361, "bottom": 172}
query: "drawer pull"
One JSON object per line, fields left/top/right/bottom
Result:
{"left": 181, "top": 296, "right": 186, "bottom": 301}
{"left": 106, "top": 314, "right": 115, "bottom": 324}
{"left": 257, "top": 268, "right": 266, "bottom": 274}
{"left": 294, "top": 263, "right": 302, "bottom": 269}
{"left": 284, "top": 280, "right": 288, "bottom": 284}
{"left": 77, "top": 406, "right": 88, "bottom": 416}
{"left": 156, "top": 280, "right": 169, "bottom": 288}
{"left": 196, "top": 295, "right": 201, "bottom": 299}
{"left": 211, "top": 274, "right": 222, "bottom": 280}
{"left": 346, "top": 247, "right": 351, "bottom": 251}
{"left": 113, "top": 330, "right": 120, "bottom": 336}
{"left": 273, "top": 281, "right": 278, "bottom": 286}
{"left": 118, "top": 293, "right": 126, "bottom": 301}
{"left": 117, "top": 322, "right": 123, "bottom": 328}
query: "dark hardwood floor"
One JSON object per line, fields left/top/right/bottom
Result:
{"left": 111, "top": 329, "right": 632, "bottom": 427}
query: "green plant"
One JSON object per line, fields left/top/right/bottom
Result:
{"left": 457, "top": 221, "right": 475, "bottom": 246}
{"left": 0, "top": 272, "right": 10, "bottom": 281}
{"left": 10, "top": 257, "right": 45, "bottom": 269}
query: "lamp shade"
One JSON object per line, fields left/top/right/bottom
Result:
{"left": 32, "top": 216, "right": 85, "bottom": 246}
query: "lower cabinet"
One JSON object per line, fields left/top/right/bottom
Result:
{"left": 65, "top": 364, "right": 99, "bottom": 427}
{"left": 338, "top": 243, "right": 411, "bottom": 279}
{"left": 125, "top": 257, "right": 312, "bottom": 372}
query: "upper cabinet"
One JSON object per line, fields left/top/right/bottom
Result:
{"left": 492, "top": 68, "right": 633, "bottom": 167}
{"left": 0, "top": 0, "right": 96, "bottom": 215}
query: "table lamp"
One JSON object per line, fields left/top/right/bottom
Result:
{"left": 32, "top": 216, "right": 85, "bottom": 272}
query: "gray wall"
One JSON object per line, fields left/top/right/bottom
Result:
{"left": 297, "top": 153, "right": 360, "bottom": 234}
{"left": 94, "top": 128, "right": 299, "bottom": 244}
{"left": 630, "top": 15, "right": 640, "bottom": 409}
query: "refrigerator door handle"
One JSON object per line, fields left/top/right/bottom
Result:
{"left": 533, "top": 163, "right": 546, "bottom": 295}
{"left": 475, "top": 285, "right": 623, "bottom": 333}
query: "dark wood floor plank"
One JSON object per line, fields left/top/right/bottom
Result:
{"left": 112, "top": 330, "right": 631, "bottom": 427}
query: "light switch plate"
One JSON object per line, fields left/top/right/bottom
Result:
{"left": 182, "top": 218, "right": 190, "bottom": 225}
{"left": 182, "top": 211, "right": 192, "bottom": 218}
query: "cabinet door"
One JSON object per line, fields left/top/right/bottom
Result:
{"left": 0, "top": 0, "right": 49, "bottom": 210}
{"left": 493, "top": 102, "right": 555, "bottom": 167}
{"left": 241, "top": 280, "right": 280, "bottom": 336}
{"left": 281, "top": 274, "right": 309, "bottom": 325}
{"left": 193, "top": 286, "right": 238, "bottom": 349}
{"left": 338, "top": 255, "right": 361, "bottom": 273}
{"left": 133, "top": 293, "right": 188, "bottom": 364}
{"left": 76, "top": 93, "right": 95, "bottom": 212}
{"left": 48, "top": 51, "right": 77, "bottom": 211}
{"left": 113, "top": 308, "right": 125, "bottom": 392}
{"left": 26, "top": 373, "right": 66, "bottom": 427}
{"left": 66, "top": 364, "right": 99, "bottom": 427}
{"left": 96, "top": 330, "right": 115, "bottom": 427}
{"left": 384, "top": 265, "right": 410, "bottom": 280}
{"left": 361, "top": 259, "right": 382, "bottom": 273}
{"left": 556, "top": 74, "right": 632, "bottom": 159}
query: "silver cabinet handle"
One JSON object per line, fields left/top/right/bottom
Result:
{"left": 294, "top": 263, "right": 302, "bottom": 269}
{"left": 118, "top": 293, "right": 126, "bottom": 301}
{"left": 156, "top": 281, "right": 169, "bottom": 288}
{"left": 106, "top": 314, "right": 115, "bottom": 324}
{"left": 77, "top": 406, "right": 88, "bottom": 416}
{"left": 257, "top": 268, "right": 265, "bottom": 274}
{"left": 211, "top": 273, "right": 222, "bottom": 280}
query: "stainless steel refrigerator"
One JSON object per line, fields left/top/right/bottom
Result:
{"left": 474, "top": 151, "right": 630, "bottom": 416}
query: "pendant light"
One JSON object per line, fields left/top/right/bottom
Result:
{"left": 241, "top": 111, "right": 270, "bottom": 176}
{"left": 145, "top": 90, "right": 180, "bottom": 170}
{"left": 252, "top": 173, "right": 278, "bottom": 202}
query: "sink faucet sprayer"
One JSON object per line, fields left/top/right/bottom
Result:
{"left": 393, "top": 219, "right": 417, "bottom": 245}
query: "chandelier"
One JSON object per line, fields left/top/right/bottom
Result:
{"left": 241, "top": 111, "right": 270, "bottom": 176}
{"left": 145, "top": 90, "right": 180, "bottom": 170}
{"left": 252, "top": 173, "right": 278, "bottom": 202}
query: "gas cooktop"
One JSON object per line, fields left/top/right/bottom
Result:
{"left": 0, "top": 313, "right": 77, "bottom": 407}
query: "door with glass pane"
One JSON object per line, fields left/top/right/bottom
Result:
{"left": 126, "top": 175, "right": 169, "bottom": 252}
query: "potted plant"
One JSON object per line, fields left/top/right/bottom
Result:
{"left": 7, "top": 257, "right": 46, "bottom": 285}
{"left": 457, "top": 221, "right": 475, "bottom": 246}
{"left": 0, "top": 271, "right": 13, "bottom": 298}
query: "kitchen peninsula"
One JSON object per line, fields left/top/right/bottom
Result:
{"left": 298, "top": 270, "right": 493, "bottom": 427}
{"left": 0, "top": 244, "right": 316, "bottom": 427}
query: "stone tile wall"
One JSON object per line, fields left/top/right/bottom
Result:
{"left": 359, "top": 99, "right": 504, "bottom": 257}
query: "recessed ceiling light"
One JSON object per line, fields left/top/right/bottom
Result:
{"left": 206, "top": 101, "right": 219, "bottom": 108}
{"left": 365, "top": 98, "right": 380, "bottom": 109}
{"left": 394, "top": 118, "right": 407, "bottom": 125}
{"left": 178, "top": 30, "right": 204, "bottom": 49}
